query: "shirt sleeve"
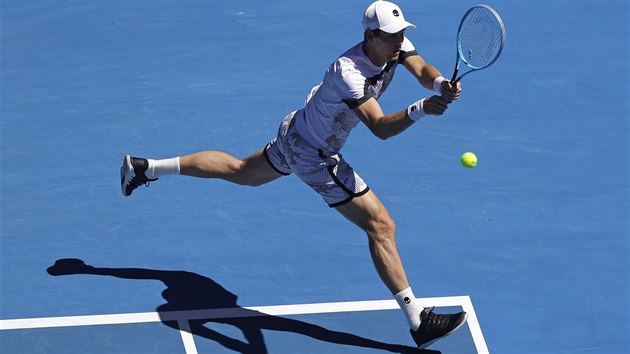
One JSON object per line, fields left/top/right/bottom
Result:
{"left": 399, "top": 36, "right": 419, "bottom": 63}
{"left": 333, "top": 58, "right": 373, "bottom": 109}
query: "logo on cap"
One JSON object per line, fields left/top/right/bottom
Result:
{"left": 392, "top": 9, "right": 400, "bottom": 17}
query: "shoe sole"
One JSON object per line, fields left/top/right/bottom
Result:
{"left": 120, "top": 155, "right": 133, "bottom": 197}
{"left": 417, "top": 312, "right": 469, "bottom": 350}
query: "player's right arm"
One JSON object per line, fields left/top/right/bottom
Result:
{"left": 402, "top": 54, "right": 461, "bottom": 102}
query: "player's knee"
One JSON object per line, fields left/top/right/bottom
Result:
{"left": 366, "top": 215, "right": 397, "bottom": 244}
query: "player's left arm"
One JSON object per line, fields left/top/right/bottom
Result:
{"left": 354, "top": 95, "right": 449, "bottom": 141}
{"left": 402, "top": 53, "right": 461, "bottom": 102}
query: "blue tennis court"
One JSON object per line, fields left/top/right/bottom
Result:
{"left": 1, "top": 1, "right": 628, "bottom": 353}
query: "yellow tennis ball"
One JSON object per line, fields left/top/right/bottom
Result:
{"left": 461, "top": 152, "right": 477, "bottom": 168}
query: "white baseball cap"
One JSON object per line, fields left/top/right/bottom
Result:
{"left": 362, "top": 1, "right": 417, "bottom": 34}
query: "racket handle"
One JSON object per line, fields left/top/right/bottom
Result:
{"left": 451, "top": 59, "right": 460, "bottom": 82}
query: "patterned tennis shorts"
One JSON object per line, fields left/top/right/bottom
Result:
{"left": 264, "top": 110, "right": 370, "bottom": 207}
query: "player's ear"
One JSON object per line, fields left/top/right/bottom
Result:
{"left": 364, "top": 29, "right": 376, "bottom": 42}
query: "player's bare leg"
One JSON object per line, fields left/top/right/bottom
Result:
{"left": 180, "top": 148, "right": 281, "bottom": 186}
{"left": 335, "top": 190, "right": 467, "bottom": 349}
{"left": 121, "top": 147, "right": 282, "bottom": 196}
{"left": 334, "top": 190, "right": 409, "bottom": 294}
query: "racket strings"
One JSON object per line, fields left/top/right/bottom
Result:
{"left": 458, "top": 7, "right": 504, "bottom": 69}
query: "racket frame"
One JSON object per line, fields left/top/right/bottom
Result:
{"left": 451, "top": 4, "right": 506, "bottom": 82}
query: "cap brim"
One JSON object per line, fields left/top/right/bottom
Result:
{"left": 380, "top": 21, "right": 416, "bottom": 34}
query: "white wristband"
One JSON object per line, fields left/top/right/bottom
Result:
{"left": 433, "top": 76, "right": 446, "bottom": 93}
{"left": 407, "top": 98, "right": 426, "bottom": 122}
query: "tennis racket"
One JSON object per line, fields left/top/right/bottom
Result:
{"left": 450, "top": 4, "right": 506, "bottom": 83}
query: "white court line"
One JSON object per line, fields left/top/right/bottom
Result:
{"left": 0, "top": 296, "right": 487, "bottom": 353}
{"left": 176, "top": 319, "right": 198, "bottom": 354}
{"left": 460, "top": 296, "right": 490, "bottom": 354}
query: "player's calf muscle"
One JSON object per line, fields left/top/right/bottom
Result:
{"left": 181, "top": 150, "right": 277, "bottom": 186}
{"left": 180, "top": 151, "right": 243, "bottom": 180}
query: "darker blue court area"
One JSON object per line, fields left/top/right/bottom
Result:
{"left": 1, "top": 306, "right": 473, "bottom": 354}
{"left": 1, "top": 1, "right": 628, "bottom": 353}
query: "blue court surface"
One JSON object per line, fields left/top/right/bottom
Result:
{"left": 1, "top": 1, "right": 628, "bottom": 353}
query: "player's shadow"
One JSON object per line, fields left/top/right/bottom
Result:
{"left": 47, "top": 258, "right": 438, "bottom": 354}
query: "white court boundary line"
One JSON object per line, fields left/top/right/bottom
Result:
{"left": 1, "top": 296, "right": 488, "bottom": 354}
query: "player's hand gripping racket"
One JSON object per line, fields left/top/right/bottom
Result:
{"left": 450, "top": 4, "right": 506, "bottom": 83}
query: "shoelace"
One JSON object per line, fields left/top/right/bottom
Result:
{"left": 144, "top": 178, "right": 158, "bottom": 187}
{"left": 129, "top": 174, "right": 157, "bottom": 189}
{"left": 423, "top": 307, "right": 451, "bottom": 327}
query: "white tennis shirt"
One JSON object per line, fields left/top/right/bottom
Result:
{"left": 294, "top": 37, "right": 417, "bottom": 154}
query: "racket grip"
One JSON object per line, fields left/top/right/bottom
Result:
{"left": 451, "top": 64, "right": 459, "bottom": 82}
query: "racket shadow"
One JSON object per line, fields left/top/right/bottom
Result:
{"left": 47, "top": 258, "right": 438, "bottom": 354}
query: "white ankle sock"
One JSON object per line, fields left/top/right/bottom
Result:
{"left": 146, "top": 157, "right": 180, "bottom": 179}
{"left": 394, "top": 287, "right": 423, "bottom": 331}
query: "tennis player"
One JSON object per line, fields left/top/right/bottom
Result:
{"left": 121, "top": 1, "right": 466, "bottom": 349}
